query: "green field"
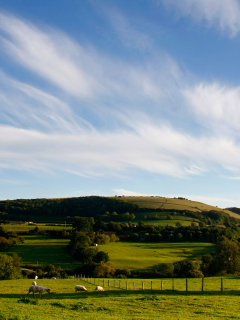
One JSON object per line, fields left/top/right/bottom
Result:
{"left": 6, "top": 236, "right": 79, "bottom": 269}
{"left": 3, "top": 223, "right": 72, "bottom": 233}
{"left": 113, "top": 196, "right": 236, "bottom": 217}
{"left": 1, "top": 278, "right": 240, "bottom": 319}
{"left": 6, "top": 236, "right": 216, "bottom": 271}
{"left": 98, "top": 242, "right": 216, "bottom": 270}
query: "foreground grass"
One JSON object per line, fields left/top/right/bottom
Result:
{"left": 6, "top": 235, "right": 79, "bottom": 269}
{"left": 98, "top": 242, "right": 217, "bottom": 270}
{"left": 1, "top": 278, "right": 240, "bottom": 319}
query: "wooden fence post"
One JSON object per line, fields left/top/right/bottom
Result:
{"left": 221, "top": 278, "right": 223, "bottom": 293}
{"left": 114, "top": 280, "right": 115, "bottom": 287}
{"left": 126, "top": 281, "right": 128, "bottom": 290}
{"left": 186, "top": 279, "right": 188, "bottom": 292}
{"left": 98, "top": 279, "right": 100, "bottom": 285}
{"left": 87, "top": 276, "right": 89, "bottom": 282}
{"left": 202, "top": 277, "right": 204, "bottom": 292}
{"left": 151, "top": 281, "right": 153, "bottom": 290}
{"left": 119, "top": 280, "right": 121, "bottom": 288}
{"left": 161, "top": 280, "right": 163, "bottom": 291}
{"left": 142, "top": 282, "right": 144, "bottom": 290}
{"left": 103, "top": 279, "right": 105, "bottom": 287}
{"left": 172, "top": 279, "right": 174, "bottom": 291}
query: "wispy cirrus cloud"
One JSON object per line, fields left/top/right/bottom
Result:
{"left": 161, "top": 0, "right": 240, "bottom": 37}
{"left": 1, "top": 10, "right": 240, "bottom": 183}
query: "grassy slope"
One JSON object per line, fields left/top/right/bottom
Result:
{"left": 6, "top": 235, "right": 79, "bottom": 269}
{"left": 98, "top": 242, "right": 217, "bottom": 271}
{"left": 3, "top": 223, "right": 72, "bottom": 233}
{"left": 5, "top": 236, "right": 216, "bottom": 271}
{"left": 1, "top": 278, "right": 240, "bottom": 319}
{"left": 111, "top": 196, "right": 237, "bottom": 218}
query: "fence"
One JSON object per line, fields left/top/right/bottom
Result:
{"left": 76, "top": 275, "right": 238, "bottom": 293}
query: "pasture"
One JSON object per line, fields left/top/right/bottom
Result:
{"left": 113, "top": 196, "right": 235, "bottom": 217}
{"left": 6, "top": 235, "right": 79, "bottom": 269}
{"left": 97, "top": 242, "right": 217, "bottom": 270}
{"left": 0, "top": 278, "right": 240, "bottom": 319}
{"left": 3, "top": 223, "right": 72, "bottom": 233}
{"left": 6, "top": 237, "right": 216, "bottom": 271}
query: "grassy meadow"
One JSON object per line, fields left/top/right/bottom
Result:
{"left": 113, "top": 196, "right": 236, "bottom": 217}
{"left": 98, "top": 242, "right": 217, "bottom": 270}
{"left": 6, "top": 235, "right": 79, "bottom": 269}
{"left": 3, "top": 223, "right": 72, "bottom": 233}
{"left": 1, "top": 278, "right": 240, "bottom": 319}
{"left": 6, "top": 236, "right": 216, "bottom": 271}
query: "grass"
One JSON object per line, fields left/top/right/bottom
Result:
{"left": 97, "top": 242, "right": 217, "bottom": 271}
{"left": 6, "top": 235, "right": 79, "bottom": 269}
{"left": 0, "top": 278, "right": 240, "bottom": 319}
{"left": 3, "top": 223, "right": 72, "bottom": 233}
{"left": 112, "top": 196, "right": 236, "bottom": 217}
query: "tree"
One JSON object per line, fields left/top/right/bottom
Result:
{"left": 0, "top": 237, "right": 9, "bottom": 252}
{"left": 174, "top": 259, "right": 203, "bottom": 278}
{"left": 0, "top": 253, "right": 22, "bottom": 280}
{"left": 175, "top": 222, "right": 182, "bottom": 227}
{"left": 158, "top": 263, "right": 174, "bottom": 277}
{"left": 93, "top": 251, "right": 109, "bottom": 263}
{"left": 94, "top": 262, "right": 116, "bottom": 278}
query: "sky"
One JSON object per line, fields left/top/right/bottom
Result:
{"left": 1, "top": 0, "right": 240, "bottom": 208}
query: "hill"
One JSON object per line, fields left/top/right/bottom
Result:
{"left": 0, "top": 195, "right": 238, "bottom": 225}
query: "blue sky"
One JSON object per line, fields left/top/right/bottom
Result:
{"left": 1, "top": 0, "right": 240, "bottom": 208}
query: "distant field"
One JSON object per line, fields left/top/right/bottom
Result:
{"left": 6, "top": 235, "right": 79, "bottom": 269}
{"left": 3, "top": 223, "right": 72, "bottom": 233}
{"left": 111, "top": 196, "right": 237, "bottom": 219}
{"left": 1, "top": 278, "right": 240, "bottom": 319}
{"left": 98, "top": 242, "right": 217, "bottom": 271}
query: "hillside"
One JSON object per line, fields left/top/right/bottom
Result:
{"left": 112, "top": 196, "right": 236, "bottom": 218}
{"left": 0, "top": 195, "right": 238, "bottom": 224}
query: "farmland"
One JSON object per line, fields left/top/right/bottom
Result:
{"left": 6, "top": 236, "right": 216, "bottom": 271}
{"left": 1, "top": 278, "right": 240, "bottom": 319}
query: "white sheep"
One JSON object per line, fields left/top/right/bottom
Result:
{"left": 95, "top": 286, "right": 104, "bottom": 291}
{"left": 75, "top": 285, "right": 88, "bottom": 292}
{"left": 27, "top": 285, "right": 50, "bottom": 297}
{"left": 32, "top": 281, "right": 37, "bottom": 286}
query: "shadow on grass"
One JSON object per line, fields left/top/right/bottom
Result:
{"left": 1, "top": 290, "right": 240, "bottom": 300}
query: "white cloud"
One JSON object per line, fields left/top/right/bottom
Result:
{"left": 183, "top": 82, "right": 240, "bottom": 135}
{"left": 161, "top": 0, "right": 240, "bottom": 37}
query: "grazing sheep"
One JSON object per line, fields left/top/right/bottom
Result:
{"left": 95, "top": 286, "right": 104, "bottom": 291}
{"left": 27, "top": 285, "right": 50, "bottom": 297}
{"left": 51, "top": 277, "right": 56, "bottom": 279}
{"left": 75, "top": 285, "right": 88, "bottom": 292}
{"left": 32, "top": 281, "right": 37, "bottom": 286}
{"left": 35, "top": 276, "right": 38, "bottom": 280}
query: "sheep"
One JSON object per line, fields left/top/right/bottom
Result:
{"left": 95, "top": 286, "right": 104, "bottom": 291}
{"left": 75, "top": 285, "right": 88, "bottom": 292}
{"left": 32, "top": 281, "right": 37, "bottom": 286}
{"left": 27, "top": 285, "right": 50, "bottom": 297}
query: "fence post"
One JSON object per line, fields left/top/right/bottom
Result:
{"left": 114, "top": 280, "right": 115, "bottom": 287}
{"left": 161, "top": 280, "right": 163, "bottom": 291}
{"left": 172, "top": 279, "right": 174, "bottom": 291}
{"left": 151, "top": 281, "right": 153, "bottom": 290}
{"left": 84, "top": 275, "right": 85, "bottom": 279}
{"left": 126, "top": 281, "right": 128, "bottom": 290}
{"left": 103, "top": 279, "right": 105, "bottom": 287}
{"left": 134, "top": 282, "right": 135, "bottom": 290}
{"left": 108, "top": 280, "right": 110, "bottom": 287}
{"left": 119, "top": 280, "right": 121, "bottom": 288}
{"left": 186, "top": 279, "right": 188, "bottom": 292}
{"left": 202, "top": 277, "right": 204, "bottom": 292}
{"left": 221, "top": 278, "right": 223, "bottom": 293}
{"left": 99, "top": 279, "right": 100, "bottom": 285}
{"left": 142, "top": 282, "right": 144, "bottom": 290}
{"left": 81, "top": 274, "right": 82, "bottom": 279}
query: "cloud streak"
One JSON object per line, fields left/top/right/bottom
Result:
{"left": 161, "top": 0, "right": 240, "bottom": 37}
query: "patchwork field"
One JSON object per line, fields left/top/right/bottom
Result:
{"left": 1, "top": 278, "right": 240, "bottom": 319}
{"left": 97, "top": 242, "right": 216, "bottom": 271}
{"left": 6, "top": 236, "right": 79, "bottom": 269}
{"left": 113, "top": 196, "right": 235, "bottom": 216}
